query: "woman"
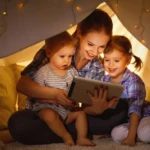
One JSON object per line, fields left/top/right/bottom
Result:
{"left": 8, "top": 9, "right": 128, "bottom": 145}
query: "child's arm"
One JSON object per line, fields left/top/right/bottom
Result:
{"left": 121, "top": 113, "right": 139, "bottom": 146}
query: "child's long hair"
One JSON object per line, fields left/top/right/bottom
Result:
{"left": 104, "top": 35, "right": 143, "bottom": 71}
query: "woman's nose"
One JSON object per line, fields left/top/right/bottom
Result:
{"left": 92, "top": 47, "right": 99, "bottom": 56}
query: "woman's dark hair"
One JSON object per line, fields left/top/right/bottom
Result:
{"left": 73, "top": 9, "right": 113, "bottom": 38}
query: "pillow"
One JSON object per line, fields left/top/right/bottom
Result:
{"left": 0, "top": 65, "right": 17, "bottom": 130}
{"left": 0, "top": 64, "right": 26, "bottom": 130}
{"left": 12, "top": 65, "right": 26, "bottom": 110}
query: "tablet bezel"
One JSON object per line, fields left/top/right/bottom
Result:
{"left": 68, "top": 76, "right": 125, "bottom": 109}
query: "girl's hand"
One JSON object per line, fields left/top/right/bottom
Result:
{"left": 83, "top": 87, "right": 118, "bottom": 115}
{"left": 121, "top": 136, "right": 136, "bottom": 146}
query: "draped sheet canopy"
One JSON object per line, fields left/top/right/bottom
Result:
{"left": 0, "top": 0, "right": 150, "bottom": 58}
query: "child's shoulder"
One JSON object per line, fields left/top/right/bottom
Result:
{"left": 121, "top": 69, "right": 144, "bottom": 87}
{"left": 36, "top": 64, "right": 50, "bottom": 74}
{"left": 127, "top": 69, "right": 143, "bottom": 81}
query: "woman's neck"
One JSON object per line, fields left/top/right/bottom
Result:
{"left": 75, "top": 48, "right": 89, "bottom": 70}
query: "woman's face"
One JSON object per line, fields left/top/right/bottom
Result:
{"left": 78, "top": 31, "right": 110, "bottom": 60}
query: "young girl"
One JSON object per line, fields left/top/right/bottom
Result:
{"left": 103, "top": 35, "right": 146, "bottom": 146}
{"left": 29, "top": 31, "right": 95, "bottom": 146}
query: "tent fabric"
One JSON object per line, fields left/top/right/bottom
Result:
{"left": 0, "top": 0, "right": 150, "bottom": 58}
{"left": 0, "top": 0, "right": 104, "bottom": 58}
{"left": 106, "top": 0, "right": 150, "bottom": 50}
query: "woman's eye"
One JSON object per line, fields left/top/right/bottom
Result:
{"left": 99, "top": 45, "right": 106, "bottom": 49}
{"left": 88, "top": 43, "right": 93, "bottom": 46}
{"left": 115, "top": 60, "right": 119, "bottom": 62}
{"left": 60, "top": 56, "right": 64, "bottom": 58}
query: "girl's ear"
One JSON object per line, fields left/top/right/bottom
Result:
{"left": 127, "top": 56, "right": 132, "bottom": 65}
{"left": 45, "top": 49, "right": 51, "bottom": 58}
{"left": 76, "top": 29, "right": 82, "bottom": 38}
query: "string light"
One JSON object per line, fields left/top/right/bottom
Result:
{"left": 1, "top": 0, "right": 148, "bottom": 47}
{"left": 0, "top": 0, "right": 8, "bottom": 37}
{"left": 115, "top": 0, "right": 118, "bottom": 7}
{"left": 0, "top": 0, "right": 28, "bottom": 37}
{"left": 115, "top": 0, "right": 149, "bottom": 46}
{"left": 133, "top": 0, "right": 150, "bottom": 45}
{"left": 68, "top": 0, "right": 78, "bottom": 28}
{"left": 68, "top": 0, "right": 82, "bottom": 27}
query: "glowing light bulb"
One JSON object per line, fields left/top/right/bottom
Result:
{"left": 134, "top": 25, "right": 141, "bottom": 29}
{"left": 66, "top": 0, "right": 71, "bottom": 2}
{"left": 18, "top": 3, "right": 23, "bottom": 8}
{"left": 146, "top": 9, "right": 150, "bottom": 13}
{"left": 70, "top": 24, "right": 73, "bottom": 27}
{"left": 134, "top": 25, "right": 138, "bottom": 29}
{"left": 3, "top": 11, "right": 7, "bottom": 15}
{"left": 141, "top": 40, "right": 146, "bottom": 44}
{"left": 76, "top": 6, "right": 81, "bottom": 11}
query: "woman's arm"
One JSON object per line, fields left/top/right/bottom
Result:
{"left": 83, "top": 87, "right": 118, "bottom": 115}
{"left": 17, "top": 75, "right": 73, "bottom": 107}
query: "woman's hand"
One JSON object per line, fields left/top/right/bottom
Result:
{"left": 31, "top": 88, "right": 73, "bottom": 107}
{"left": 83, "top": 87, "right": 118, "bottom": 115}
{"left": 36, "top": 88, "right": 74, "bottom": 107}
{"left": 52, "top": 88, "right": 74, "bottom": 107}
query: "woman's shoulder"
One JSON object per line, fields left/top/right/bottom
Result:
{"left": 90, "top": 56, "right": 104, "bottom": 69}
{"left": 68, "top": 65, "right": 78, "bottom": 76}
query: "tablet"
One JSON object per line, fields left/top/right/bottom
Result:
{"left": 68, "top": 76, "right": 125, "bottom": 109}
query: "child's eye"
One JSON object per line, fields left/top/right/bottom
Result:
{"left": 60, "top": 56, "right": 64, "bottom": 58}
{"left": 69, "top": 55, "right": 73, "bottom": 58}
{"left": 104, "top": 59, "right": 109, "bottom": 62}
{"left": 115, "top": 60, "right": 119, "bottom": 62}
